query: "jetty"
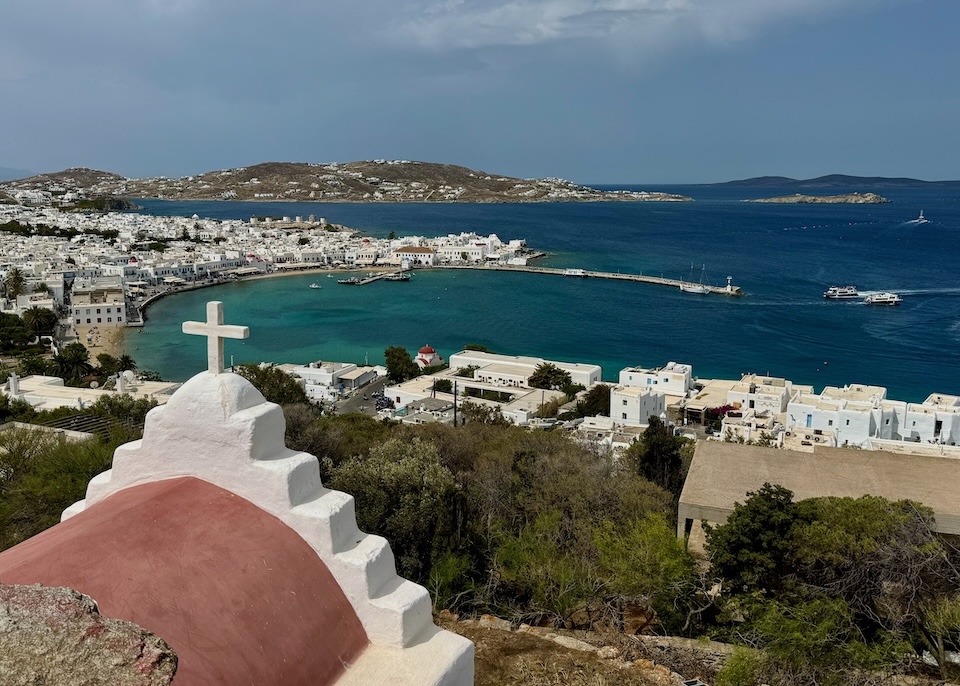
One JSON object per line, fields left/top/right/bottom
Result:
{"left": 337, "top": 271, "right": 407, "bottom": 286}
{"left": 440, "top": 265, "right": 743, "bottom": 296}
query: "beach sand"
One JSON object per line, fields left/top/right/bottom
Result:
{"left": 75, "top": 325, "right": 127, "bottom": 358}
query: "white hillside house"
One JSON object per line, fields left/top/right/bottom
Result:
{"left": 619, "top": 362, "right": 693, "bottom": 399}
{"left": 610, "top": 386, "right": 666, "bottom": 428}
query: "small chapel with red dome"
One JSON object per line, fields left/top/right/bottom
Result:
{"left": 0, "top": 302, "right": 473, "bottom": 685}
{"left": 415, "top": 344, "right": 443, "bottom": 369}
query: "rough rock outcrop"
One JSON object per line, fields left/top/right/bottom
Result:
{"left": 0, "top": 583, "right": 177, "bottom": 686}
{"left": 746, "top": 192, "right": 889, "bottom": 204}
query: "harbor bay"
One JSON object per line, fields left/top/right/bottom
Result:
{"left": 131, "top": 183, "right": 960, "bottom": 402}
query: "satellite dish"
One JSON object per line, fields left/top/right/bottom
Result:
{"left": 90, "top": 381, "right": 99, "bottom": 389}
{"left": 122, "top": 370, "right": 136, "bottom": 383}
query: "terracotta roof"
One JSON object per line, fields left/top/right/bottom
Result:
{"left": 0, "top": 477, "right": 368, "bottom": 685}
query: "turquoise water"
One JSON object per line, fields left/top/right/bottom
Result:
{"left": 131, "top": 185, "right": 960, "bottom": 402}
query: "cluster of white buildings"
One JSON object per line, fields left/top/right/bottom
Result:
{"left": 381, "top": 348, "right": 960, "bottom": 457}
{"left": 0, "top": 203, "right": 535, "bottom": 327}
{"left": 3, "top": 203, "right": 958, "bottom": 459}
{"left": 681, "top": 373, "right": 960, "bottom": 454}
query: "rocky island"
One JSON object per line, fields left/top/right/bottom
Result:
{"left": 745, "top": 192, "right": 890, "bottom": 204}
{"left": 1, "top": 161, "right": 692, "bottom": 204}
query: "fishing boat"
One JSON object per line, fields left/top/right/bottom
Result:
{"left": 864, "top": 292, "right": 902, "bottom": 306}
{"left": 384, "top": 272, "right": 410, "bottom": 282}
{"left": 823, "top": 285, "right": 859, "bottom": 299}
{"left": 308, "top": 282, "right": 321, "bottom": 289}
{"left": 337, "top": 277, "right": 363, "bottom": 285}
{"left": 679, "top": 264, "right": 708, "bottom": 294}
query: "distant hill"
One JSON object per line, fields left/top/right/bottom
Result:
{"left": 0, "top": 167, "right": 34, "bottom": 182}
{"left": 2, "top": 161, "right": 692, "bottom": 203}
{"left": 711, "top": 174, "right": 960, "bottom": 189}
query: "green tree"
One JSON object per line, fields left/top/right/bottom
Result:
{"left": 116, "top": 354, "right": 137, "bottom": 372}
{"left": 495, "top": 510, "right": 596, "bottom": 622}
{"left": 47, "top": 342, "right": 93, "bottom": 383}
{"left": 96, "top": 353, "right": 120, "bottom": 377}
{"left": 17, "top": 354, "right": 48, "bottom": 376}
{"left": 21, "top": 306, "right": 58, "bottom": 336}
{"left": 716, "top": 598, "right": 909, "bottom": 686}
{"left": 0, "top": 312, "right": 30, "bottom": 351}
{"left": 528, "top": 363, "right": 572, "bottom": 390}
{"left": 458, "top": 400, "right": 508, "bottom": 425}
{"left": 384, "top": 346, "right": 420, "bottom": 383}
{"left": 918, "top": 595, "right": 960, "bottom": 680}
{"left": 0, "top": 427, "right": 120, "bottom": 550}
{"left": 463, "top": 343, "right": 491, "bottom": 353}
{"left": 704, "top": 483, "right": 801, "bottom": 595}
{"left": 329, "top": 437, "right": 460, "bottom": 581}
{"left": 594, "top": 513, "right": 695, "bottom": 626}
{"left": 624, "top": 416, "right": 685, "bottom": 497}
{"left": 89, "top": 394, "right": 159, "bottom": 426}
{"left": 32, "top": 282, "right": 51, "bottom": 294}
{"left": 574, "top": 384, "right": 611, "bottom": 417}
{"left": 790, "top": 495, "right": 957, "bottom": 634}
{"left": 3, "top": 268, "right": 26, "bottom": 299}
{"left": 236, "top": 364, "right": 309, "bottom": 405}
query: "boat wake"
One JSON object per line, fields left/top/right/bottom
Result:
{"left": 860, "top": 288, "right": 960, "bottom": 297}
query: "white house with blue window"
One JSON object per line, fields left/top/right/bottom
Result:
{"left": 618, "top": 361, "right": 693, "bottom": 399}
{"left": 785, "top": 384, "right": 960, "bottom": 448}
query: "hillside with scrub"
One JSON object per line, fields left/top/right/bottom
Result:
{"left": 3, "top": 365, "right": 960, "bottom": 684}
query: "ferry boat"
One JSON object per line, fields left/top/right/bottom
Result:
{"left": 308, "top": 282, "right": 321, "bottom": 289}
{"left": 564, "top": 268, "right": 587, "bottom": 277}
{"left": 864, "top": 292, "right": 902, "bottom": 306}
{"left": 823, "top": 285, "right": 859, "bottom": 299}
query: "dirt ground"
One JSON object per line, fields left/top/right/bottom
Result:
{"left": 441, "top": 620, "right": 687, "bottom": 686}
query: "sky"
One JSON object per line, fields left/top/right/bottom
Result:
{"left": 1, "top": 0, "right": 958, "bottom": 184}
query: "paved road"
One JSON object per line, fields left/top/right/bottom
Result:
{"left": 332, "top": 376, "right": 390, "bottom": 416}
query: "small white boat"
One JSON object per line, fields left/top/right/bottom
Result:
{"left": 824, "top": 285, "right": 859, "bottom": 299}
{"left": 309, "top": 282, "right": 321, "bottom": 289}
{"left": 864, "top": 292, "right": 902, "bottom": 306}
{"left": 914, "top": 210, "right": 929, "bottom": 224}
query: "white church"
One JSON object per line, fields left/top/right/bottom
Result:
{"left": 0, "top": 302, "right": 474, "bottom": 685}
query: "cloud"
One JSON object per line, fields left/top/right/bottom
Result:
{"left": 398, "top": 0, "right": 883, "bottom": 52}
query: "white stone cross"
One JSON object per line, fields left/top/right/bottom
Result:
{"left": 182, "top": 301, "right": 249, "bottom": 374}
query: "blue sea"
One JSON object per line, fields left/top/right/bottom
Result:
{"left": 129, "top": 183, "right": 960, "bottom": 402}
